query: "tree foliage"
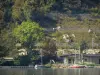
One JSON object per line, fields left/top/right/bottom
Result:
{"left": 13, "top": 21, "right": 44, "bottom": 49}
{"left": 12, "top": 0, "right": 56, "bottom": 21}
{"left": 0, "top": 28, "right": 17, "bottom": 56}
{"left": 63, "top": 0, "right": 81, "bottom": 8}
{"left": 41, "top": 37, "right": 57, "bottom": 56}
{"left": 80, "top": 40, "right": 88, "bottom": 53}
{"left": 0, "top": 46, "right": 9, "bottom": 58}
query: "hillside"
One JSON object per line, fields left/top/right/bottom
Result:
{"left": 0, "top": 0, "right": 100, "bottom": 57}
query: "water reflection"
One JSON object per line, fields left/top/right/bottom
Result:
{"left": 0, "top": 68, "right": 100, "bottom": 75}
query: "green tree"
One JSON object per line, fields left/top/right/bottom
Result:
{"left": 80, "top": 40, "right": 88, "bottom": 53}
{"left": 0, "top": 0, "right": 12, "bottom": 27}
{"left": 0, "top": 46, "right": 9, "bottom": 58}
{"left": 41, "top": 37, "right": 57, "bottom": 56}
{"left": 0, "top": 28, "right": 17, "bottom": 57}
{"left": 13, "top": 21, "right": 44, "bottom": 65}
{"left": 12, "top": 0, "right": 25, "bottom": 21}
{"left": 79, "top": 40, "right": 88, "bottom": 63}
{"left": 13, "top": 21, "right": 44, "bottom": 50}
{"left": 0, "top": 10, "right": 3, "bottom": 23}
{"left": 0, "top": 46, "right": 9, "bottom": 65}
{"left": 62, "top": 0, "right": 81, "bottom": 8}
{"left": 12, "top": 0, "right": 55, "bottom": 21}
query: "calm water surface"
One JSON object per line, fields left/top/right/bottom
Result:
{"left": 0, "top": 68, "right": 100, "bottom": 75}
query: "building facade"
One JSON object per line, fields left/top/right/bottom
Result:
{"left": 61, "top": 54, "right": 100, "bottom": 64}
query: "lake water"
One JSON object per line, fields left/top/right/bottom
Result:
{"left": 0, "top": 68, "right": 100, "bottom": 75}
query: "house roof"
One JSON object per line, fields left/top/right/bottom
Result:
{"left": 61, "top": 54, "right": 100, "bottom": 57}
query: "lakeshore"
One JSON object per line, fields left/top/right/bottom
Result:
{"left": 0, "top": 64, "right": 100, "bottom": 69}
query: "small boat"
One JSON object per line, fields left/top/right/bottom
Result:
{"left": 69, "top": 64, "right": 86, "bottom": 68}
{"left": 34, "top": 65, "right": 50, "bottom": 69}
